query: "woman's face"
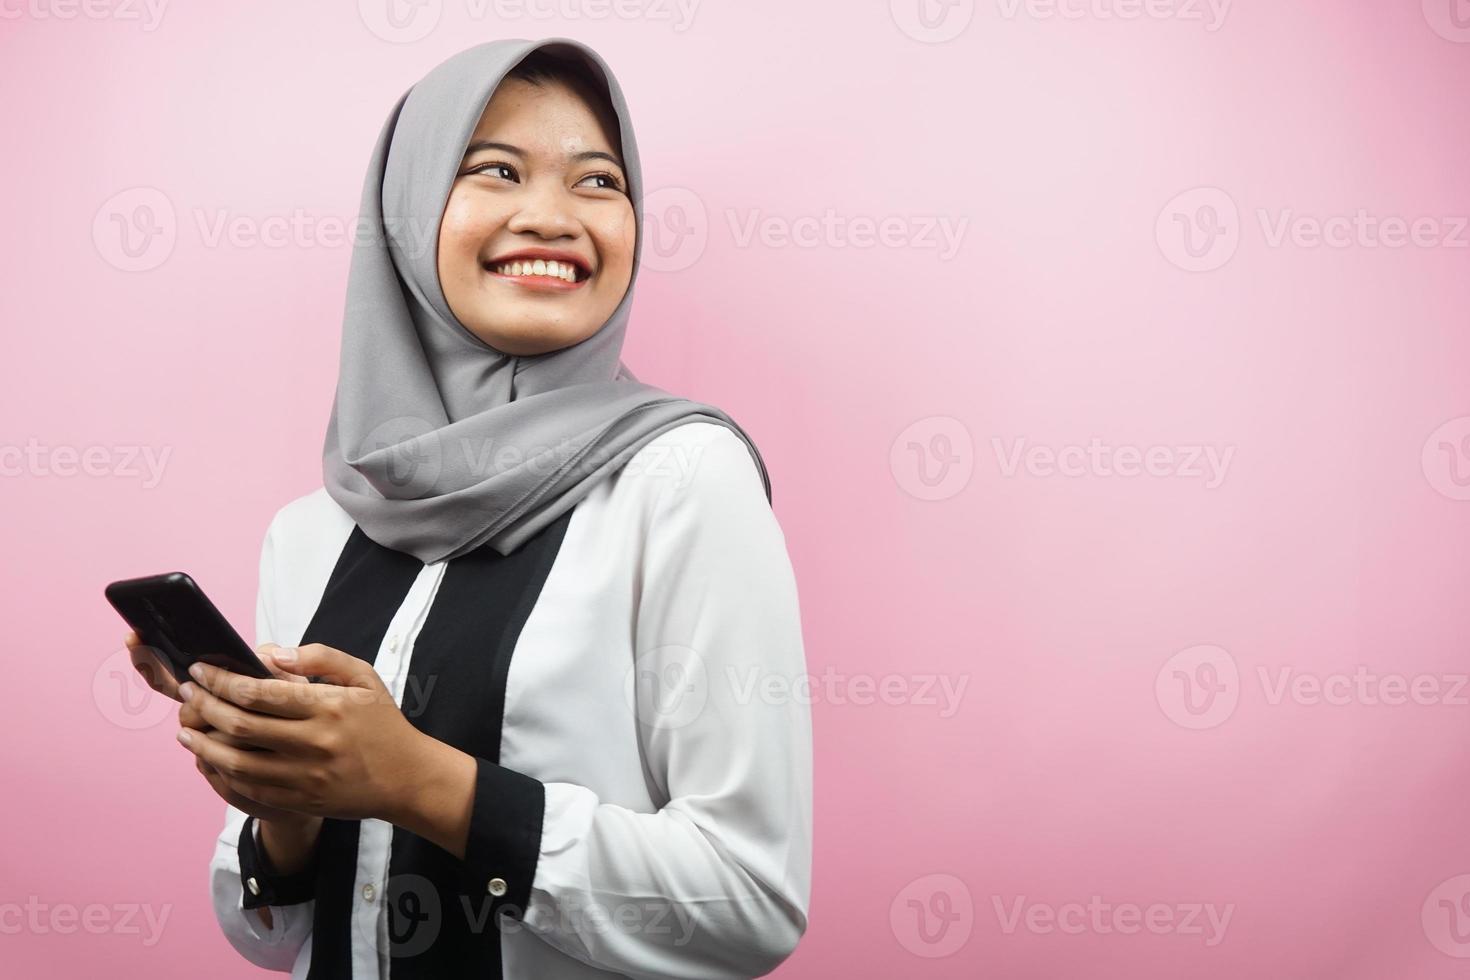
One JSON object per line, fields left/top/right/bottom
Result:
{"left": 437, "top": 75, "right": 636, "bottom": 356}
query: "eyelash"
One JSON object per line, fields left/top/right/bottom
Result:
{"left": 464, "top": 161, "right": 625, "bottom": 193}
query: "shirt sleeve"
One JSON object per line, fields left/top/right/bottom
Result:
{"left": 207, "top": 510, "right": 317, "bottom": 971}
{"left": 455, "top": 423, "right": 813, "bottom": 979}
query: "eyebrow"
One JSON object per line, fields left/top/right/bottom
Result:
{"left": 461, "top": 140, "right": 624, "bottom": 171}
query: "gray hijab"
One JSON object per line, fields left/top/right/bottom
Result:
{"left": 322, "top": 37, "right": 771, "bottom": 564}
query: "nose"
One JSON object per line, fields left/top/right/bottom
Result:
{"left": 505, "top": 178, "right": 580, "bottom": 240}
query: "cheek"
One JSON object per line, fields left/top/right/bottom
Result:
{"left": 437, "top": 192, "right": 497, "bottom": 267}
{"left": 593, "top": 209, "right": 638, "bottom": 276}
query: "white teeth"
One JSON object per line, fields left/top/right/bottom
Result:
{"left": 493, "top": 259, "right": 583, "bottom": 282}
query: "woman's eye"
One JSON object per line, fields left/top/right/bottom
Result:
{"left": 578, "top": 172, "right": 625, "bottom": 192}
{"left": 467, "top": 162, "right": 517, "bottom": 181}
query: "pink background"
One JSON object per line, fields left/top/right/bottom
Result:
{"left": 5, "top": 0, "right": 1470, "bottom": 976}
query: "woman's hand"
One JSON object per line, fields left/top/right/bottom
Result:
{"left": 177, "top": 645, "right": 321, "bottom": 827}
{"left": 124, "top": 630, "right": 184, "bottom": 702}
{"left": 173, "top": 643, "right": 437, "bottom": 826}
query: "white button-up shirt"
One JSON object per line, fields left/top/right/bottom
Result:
{"left": 206, "top": 421, "right": 813, "bottom": 979}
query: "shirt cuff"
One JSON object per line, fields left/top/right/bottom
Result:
{"left": 237, "top": 814, "right": 319, "bottom": 910}
{"left": 458, "top": 758, "right": 545, "bottom": 923}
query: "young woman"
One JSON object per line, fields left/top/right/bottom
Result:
{"left": 126, "top": 37, "right": 812, "bottom": 980}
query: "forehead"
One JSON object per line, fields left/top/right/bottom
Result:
{"left": 468, "top": 76, "right": 620, "bottom": 156}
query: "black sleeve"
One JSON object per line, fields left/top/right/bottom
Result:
{"left": 455, "top": 758, "right": 546, "bottom": 922}
{"left": 237, "top": 814, "right": 320, "bottom": 910}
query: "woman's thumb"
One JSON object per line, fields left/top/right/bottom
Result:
{"left": 269, "top": 643, "right": 368, "bottom": 687}
{"left": 256, "top": 643, "right": 310, "bottom": 684}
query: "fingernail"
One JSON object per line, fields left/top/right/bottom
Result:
{"left": 274, "top": 647, "right": 298, "bottom": 664}
{"left": 176, "top": 729, "right": 192, "bottom": 746}
{"left": 187, "top": 663, "right": 204, "bottom": 681}
{"left": 179, "top": 682, "right": 194, "bottom": 701}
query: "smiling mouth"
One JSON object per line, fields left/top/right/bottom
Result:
{"left": 483, "top": 258, "right": 590, "bottom": 291}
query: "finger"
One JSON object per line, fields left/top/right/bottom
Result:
{"left": 176, "top": 729, "right": 298, "bottom": 788}
{"left": 178, "top": 701, "right": 262, "bottom": 752}
{"left": 180, "top": 680, "right": 302, "bottom": 753}
{"left": 222, "top": 776, "right": 306, "bottom": 814}
{"left": 126, "top": 634, "right": 182, "bottom": 701}
{"left": 256, "top": 644, "right": 311, "bottom": 684}
{"left": 187, "top": 662, "right": 316, "bottom": 719}
{"left": 271, "top": 643, "right": 382, "bottom": 691}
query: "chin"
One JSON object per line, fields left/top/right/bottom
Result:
{"left": 470, "top": 321, "right": 593, "bottom": 356}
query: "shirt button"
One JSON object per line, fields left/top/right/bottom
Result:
{"left": 362, "top": 882, "right": 376, "bottom": 902}
{"left": 246, "top": 876, "right": 261, "bottom": 897}
{"left": 387, "top": 634, "right": 402, "bottom": 654}
{"left": 487, "top": 877, "right": 507, "bottom": 897}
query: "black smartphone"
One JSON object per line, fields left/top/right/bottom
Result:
{"left": 105, "top": 572, "right": 274, "bottom": 685}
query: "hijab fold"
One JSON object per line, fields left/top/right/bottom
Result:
{"left": 322, "top": 37, "right": 771, "bottom": 564}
